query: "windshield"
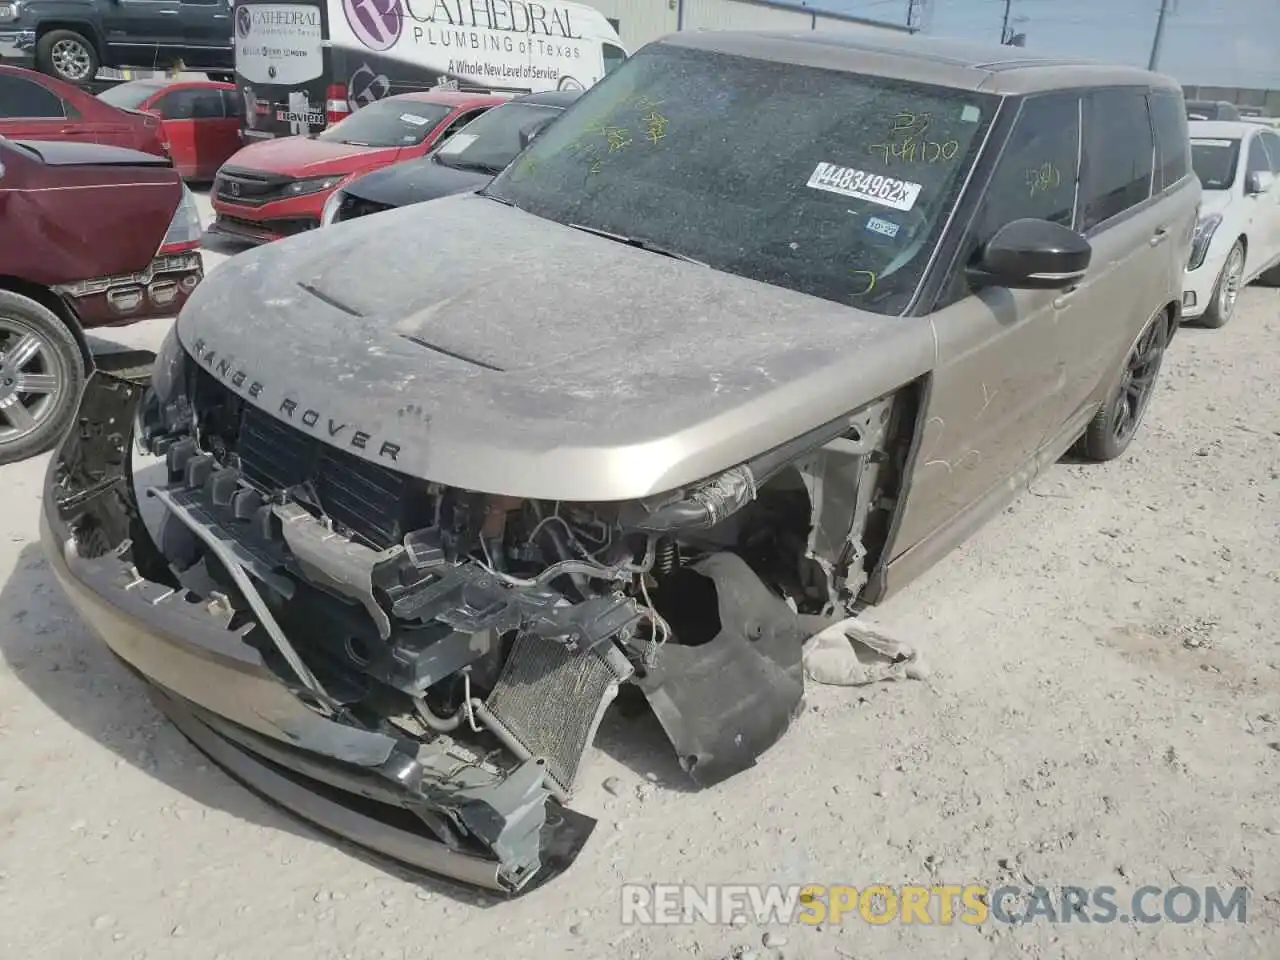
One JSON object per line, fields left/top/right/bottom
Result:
{"left": 316, "top": 100, "right": 451, "bottom": 147}
{"left": 487, "top": 44, "right": 997, "bottom": 316}
{"left": 1191, "top": 138, "right": 1241, "bottom": 190}
{"left": 435, "top": 102, "right": 563, "bottom": 174}
{"left": 97, "top": 82, "right": 164, "bottom": 111}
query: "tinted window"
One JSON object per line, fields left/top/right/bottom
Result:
{"left": 1080, "top": 88, "right": 1154, "bottom": 231}
{"left": 1246, "top": 136, "right": 1270, "bottom": 176}
{"left": 158, "top": 89, "right": 225, "bottom": 120}
{"left": 437, "top": 107, "right": 489, "bottom": 141}
{"left": 975, "top": 93, "right": 1080, "bottom": 245}
{"left": 97, "top": 81, "right": 165, "bottom": 111}
{"left": 1191, "top": 138, "right": 1241, "bottom": 190}
{"left": 603, "top": 43, "right": 627, "bottom": 74}
{"left": 0, "top": 76, "right": 65, "bottom": 119}
{"left": 1150, "top": 91, "right": 1190, "bottom": 189}
{"left": 222, "top": 88, "right": 244, "bottom": 118}
{"left": 436, "top": 102, "right": 562, "bottom": 175}
{"left": 489, "top": 44, "right": 998, "bottom": 316}
{"left": 316, "top": 99, "right": 452, "bottom": 147}
{"left": 1262, "top": 131, "right": 1280, "bottom": 172}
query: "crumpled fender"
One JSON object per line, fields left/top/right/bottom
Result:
{"left": 635, "top": 552, "right": 807, "bottom": 787}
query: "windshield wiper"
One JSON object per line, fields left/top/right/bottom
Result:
{"left": 566, "top": 223, "right": 707, "bottom": 266}
{"left": 440, "top": 158, "right": 504, "bottom": 175}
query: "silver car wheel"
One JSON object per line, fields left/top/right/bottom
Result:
{"left": 1217, "top": 243, "right": 1245, "bottom": 320}
{"left": 0, "top": 317, "right": 63, "bottom": 446}
{"left": 51, "top": 38, "right": 93, "bottom": 81}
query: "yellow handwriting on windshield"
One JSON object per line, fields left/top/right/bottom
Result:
{"left": 642, "top": 111, "right": 667, "bottom": 144}
{"left": 1026, "top": 162, "right": 1062, "bottom": 196}
{"left": 871, "top": 110, "right": 957, "bottom": 166}
{"left": 601, "top": 125, "right": 632, "bottom": 152}
{"left": 629, "top": 94, "right": 665, "bottom": 113}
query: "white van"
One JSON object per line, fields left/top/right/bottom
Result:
{"left": 233, "top": 0, "right": 627, "bottom": 138}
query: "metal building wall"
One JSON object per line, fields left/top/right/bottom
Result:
{"left": 813, "top": 13, "right": 903, "bottom": 35}
{"left": 591, "top": 0, "right": 910, "bottom": 53}
{"left": 681, "top": 0, "right": 813, "bottom": 32}
{"left": 588, "top": 0, "right": 678, "bottom": 51}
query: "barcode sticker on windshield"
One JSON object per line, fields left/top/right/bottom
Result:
{"left": 400, "top": 113, "right": 432, "bottom": 126}
{"left": 806, "top": 162, "right": 922, "bottom": 211}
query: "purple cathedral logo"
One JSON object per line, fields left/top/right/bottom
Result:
{"left": 235, "top": 4, "right": 252, "bottom": 38}
{"left": 342, "top": 0, "right": 404, "bottom": 52}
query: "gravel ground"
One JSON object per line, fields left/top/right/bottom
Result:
{"left": 1, "top": 199, "right": 1278, "bottom": 959}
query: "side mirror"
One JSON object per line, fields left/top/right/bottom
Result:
{"left": 1245, "top": 170, "right": 1274, "bottom": 195}
{"left": 967, "top": 218, "right": 1092, "bottom": 291}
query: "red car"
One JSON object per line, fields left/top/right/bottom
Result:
{"left": 0, "top": 136, "right": 204, "bottom": 465}
{"left": 0, "top": 65, "right": 168, "bottom": 158}
{"left": 210, "top": 90, "right": 506, "bottom": 244}
{"left": 97, "top": 78, "right": 243, "bottom": 180}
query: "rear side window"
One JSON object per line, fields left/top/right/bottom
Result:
{"left": 158, "top": 89, "right": 225, "bottom": 120}
{"left": 1262, "top": 131, "right": 1280, "bottom": 172}
{"left": 975, "top": 92, "right": 1081, "bottom": 244}
{"left": 603, "top": 43, "right": 627, "bottom": 74}
{"left": 222, "top": 89, "right": 245, "bottom": 119}
{"left": 0, "top": 75, "right": 65, "bottom": 119}
{"left": 1080, "top": 88, "right": 1154, "bottom": 231}
{"left": 1246, "top": 136, "right": 1271, "bottom": 176}
{"left": 437, "top": 107, "right": 489, "bottom": 142}
{"left": 1149, "top": 91, "right": 1190, "bottom": 190}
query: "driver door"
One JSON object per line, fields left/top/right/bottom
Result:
{"left": 177, "top": 0, "right": 234, "bottom": 69}
{"left": 895, "top": 91, "right": 1084, "bottom": 552}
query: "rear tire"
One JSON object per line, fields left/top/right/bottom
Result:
{"left": 35, "top": 29, "right": 100, "bottom": 85}
{"left": 0, "top": 291, "right": 85, "bottom": 466}
{"left": 1197, "top": 240, "right": 1245, "bottom": 328}
{"left": 1076, "top": 310, "right": 1170, "bottom": 463}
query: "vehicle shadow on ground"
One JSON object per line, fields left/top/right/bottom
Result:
{"left": 593, "top": 688, "right": 701, "bottom": 792}
{"left": 0, "top": 543, "right": 504, "bottom": 905}
{"left": 201, "top": 230, "right": 257, "bottom": 258}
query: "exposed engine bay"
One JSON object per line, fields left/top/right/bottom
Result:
{"left": 53, "top": 334, "right": 916, "bottom": 892}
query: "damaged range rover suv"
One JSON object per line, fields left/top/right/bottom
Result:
{"left": 41, "top": 30, "right": 1198, "bottom": 893}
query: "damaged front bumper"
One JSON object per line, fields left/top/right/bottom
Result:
{"left": 39, "top": 373, "right": 595, "bottom": 894}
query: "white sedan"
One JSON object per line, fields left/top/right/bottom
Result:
{"left": 1184, "top": 120, "right": 1280, "bottom": 327}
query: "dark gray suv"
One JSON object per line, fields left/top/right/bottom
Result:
{"left": 0, "top": 0, "right": 233, "bottom": 84}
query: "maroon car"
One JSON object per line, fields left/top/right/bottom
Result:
{"left": 0, "top": 135, "right": 204, "bottom": 465}
{"left": 0, "top": 65, "right": 170, "bottom": 158}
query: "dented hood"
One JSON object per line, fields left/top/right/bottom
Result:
{"left": 176, "top": 193, "right": 934, "bottom": 501}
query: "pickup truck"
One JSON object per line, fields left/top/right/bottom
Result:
{"left": 0, "top": 0, "right": 234, "bottom": 85}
